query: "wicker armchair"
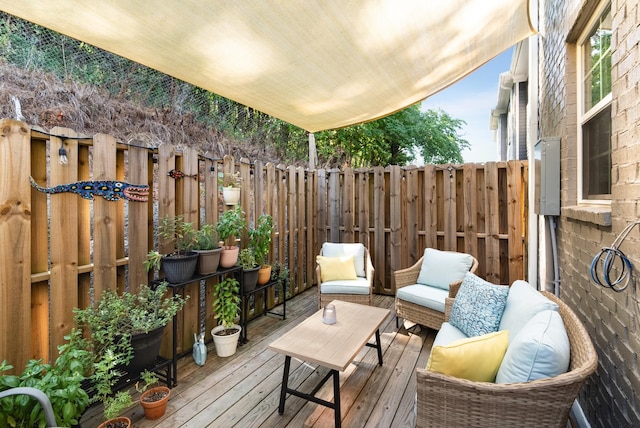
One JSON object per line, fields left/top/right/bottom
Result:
{"left": 316, "top": 243, "right": 374, "bottom": 308}
{"left": 416, "top": 291, "right": 598, "bottom": 428}
{"left": 394, "top": 252, "right": 478, "bottom": 330}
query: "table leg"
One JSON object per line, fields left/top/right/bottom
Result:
{"left": 375, "top": 329, "right": 383, "bottom": 366}
{"left": 333, "top": 369, "right": 341, "bottom": 428}
{"left": 278, "top": 356, "right": 291, "bottom": 414}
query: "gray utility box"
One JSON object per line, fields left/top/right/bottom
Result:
{"left": 534, "top": 137, "right": 560, "bottom": 216}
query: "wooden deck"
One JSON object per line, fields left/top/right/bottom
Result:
{"left": 82, "top": 288, "right": 436, "bottom": 427}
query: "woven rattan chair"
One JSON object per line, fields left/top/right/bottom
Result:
{"left": 316, "top": 243, "right": 374, "bottom": 308}
{"left": 394, "top": 251, "right": 478, "bottom": 330}
{"left": 415, "top": 291, "right": 598, "bottom": 428}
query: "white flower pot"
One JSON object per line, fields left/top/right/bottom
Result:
{"left": 211, "top": 324, "right": 242, "bottom": 357}
{"left": 222, "top": 187, "right": 240, "bottom": 205}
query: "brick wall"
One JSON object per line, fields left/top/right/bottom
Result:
{"left": 540, "top": 0, "right": 640, "bottom": 426}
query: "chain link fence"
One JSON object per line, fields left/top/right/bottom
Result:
{"left": 0, "top": 12, "right": 309, "bottom": 162}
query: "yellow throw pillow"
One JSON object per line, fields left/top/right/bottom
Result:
{"left": 426, "top": 330, "right": 509, "bottom": 382}
{"left": 316, "top": 255, "right": 357, "bottom": 282}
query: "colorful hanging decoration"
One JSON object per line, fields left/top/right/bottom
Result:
{"left": 30, "top": 177, "right": 149, "bottom": 202}
{"left": 168, "top": 169, "right": 198, "bottom": 180}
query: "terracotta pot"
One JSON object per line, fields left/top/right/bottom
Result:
{"left": 257, "top": 265, "right": 272, "bottom": 285}
{"left": 97, "top": 417, "right": 131, "bottom": 428}
{"left": 140, "top": 386, "right": 171, "bottom": 420}
{"left": 219, "top": 246, "right": 239, "bottom": 268}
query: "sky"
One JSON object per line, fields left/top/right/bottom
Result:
{"left": 421, "top": 48, "right": 514, "bottom": 163}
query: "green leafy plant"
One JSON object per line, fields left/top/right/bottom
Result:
{"left": 239, "top": 248, "right": 257, "bottom": 270}
{"left": 249, "top": 214, "right": 273, "bottom": 267}
{"left": 73, "top": 282, "right": 187, "bottom": 363}
{"left": 194, "top": 223, "right": 220, "bottom": 251}
{"left": 216, "top": 206, "right": 246, "bottom": 248}
{"left": 213, "top": 277, "right": 241, "bottom": 329}
{"left": 158, "top": 215, "right": 197, "bottom": 255}
{"left": 91, "top": 348, "right": 134, "bottom": 421}
{"left": 0, "top": 329, "right": 92, "bottom": 428}
{"left": 218, "top": 172, "right": 242, "bottom": 188}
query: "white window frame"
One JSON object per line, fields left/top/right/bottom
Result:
{"left": 576, "top": 0, "right": 612, "bottom": 205}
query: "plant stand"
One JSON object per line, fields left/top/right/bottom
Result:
{"left": 151, "top": 265, "right": 242, "bottom": 386}
{"left": 239, "top": 278, "right": 286, "bottom": 344}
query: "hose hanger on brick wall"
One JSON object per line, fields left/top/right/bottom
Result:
{"left": 590, "top": 221, "right": 640, "bottom": 292}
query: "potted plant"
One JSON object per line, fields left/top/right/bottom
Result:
{"left": 239, "top": 247, "right": 259, "bottom": 292}
{"left": 219, "top": 172, "right": 242, "bottom": 205}
{"left": 215, "top": 206, "right": 246, "bottom": 268}
{"left": 73, "top": 282, "right": 187, "bottom": 377}
{"left": 194, "top": 223, "right": 222, "bottom": 274}
{"left": 0, "top": 329, "right": 92, "bottom": 428}
{"left": 249, "top": 214, "right": 273, "bottom": 284}
{"left": 93, "top": 348, "right": 135, "bottom": 428}
{"left": 137, "top": 370, "right": 170, "bottom": 420}
{"left": 211, "top": 277, "right": 242, "bottom": 357}
{"left": 145, "top": 215, "right": 198, "bottom": 283}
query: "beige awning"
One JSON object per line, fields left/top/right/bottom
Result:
{"left": 0, "top": 1, "right": 535, "bottom": 132}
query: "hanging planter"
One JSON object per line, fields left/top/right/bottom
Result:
{"left": 222, "top": 187, "right": 241, "bottom": 205}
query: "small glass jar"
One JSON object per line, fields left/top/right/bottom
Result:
{"left": 322, "top": 303, "right": 337, "bottom": 324}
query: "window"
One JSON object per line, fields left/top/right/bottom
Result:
{"left": 578, "top": 2, "right": 612, "bottom": 201}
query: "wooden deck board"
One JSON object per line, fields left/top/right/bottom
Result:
{"left": 81, "top": 288, "right": 435, "bottom": 427}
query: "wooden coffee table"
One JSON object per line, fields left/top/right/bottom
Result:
{"left": 268, "top": 300, "right": 390, "bottom": 428}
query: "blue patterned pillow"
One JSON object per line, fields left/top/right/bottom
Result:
{"left": 449, "top": 272, "right": 509, "bottom": 337}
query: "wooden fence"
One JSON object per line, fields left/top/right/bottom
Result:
{"left": 0, "top": 118, "right": 528, "bottom": 373}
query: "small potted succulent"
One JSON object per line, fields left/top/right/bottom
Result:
{"left": 211, "top": 277, "right": 242, "bottom": 357}
{"left": 215, "top": 206, "right": 246, "bottom": 268}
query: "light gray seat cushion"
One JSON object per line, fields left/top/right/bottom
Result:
{"left": 396, "top": 284, "right": 449, "bottom": 312}
{"left": 320, "top": 277, "right": 370, "bottom": 295}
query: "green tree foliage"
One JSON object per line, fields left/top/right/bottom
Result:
{"left": 314, "top": 105, "right": 469, "bottom": 167}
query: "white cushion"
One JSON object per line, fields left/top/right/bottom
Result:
{"left": 416, "top": 248, "right": 474, "bottom": 290}
{"left": 432, "top": 322, "right": 468, "bottom": 348}
{"left": 322, "top": 243, "right": 366, "bottom": 277}
{"left": 496, "top": 310, "right": 570, "bottom": 383}
{"left": 396, "top": 284, "right": 449, "bottom": 312}
{"left": 320, "top": 277, "right": 370, "bottom": 295}
{"left": 499, "top": 280, "right": 559, "bottom": 343}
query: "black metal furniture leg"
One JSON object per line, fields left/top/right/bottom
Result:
{"left": 278, "top": 356, "right": 291, "bottom": 414}
{"left": 375, "top": 329, "right": 383, "bottom": 366}
{"left": 333, "top": 369, "right": 341, "bottom": 428}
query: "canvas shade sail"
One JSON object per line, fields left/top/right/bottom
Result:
{"left": 0, "top": 1, "right": 534, "bottom": 132}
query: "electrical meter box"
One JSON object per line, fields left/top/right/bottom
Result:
{"left": 534, "top": 138, "right": 560, "bottom": 216}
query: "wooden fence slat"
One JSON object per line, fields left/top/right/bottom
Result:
{"left": 463, "top": 163, "right": 478, "bottom": 257}
{"left": 30, "top": 136, "right": 48, "bottom": 361}
{"left": 0, "top": 119, "right": 32, "bottom": 371}
{"left": 485, "top": 162, "right": 501, "bottom": 284}
{"left": 423, "top": 165, "right": 437, "bottom": 251}
{"left": 50, "top": 127, "right": 80, "bottom": 358}
{"left": 373, "top": 166, "right": 386, "bottom": 294}
{"left": 443, "top": 166, "right": 456, "bottom": 251}
{"left": 343, "top": 167, "right": 354, "bottom": 242}
{"left": 389, "top": 166, "right": 402, "bottom": 273}
{"left": 508, "top": 161, "right": 525, "bottom": 281}
{"left": 93, "top": 133, "right": 118, "bottom": 301}
{"left": 128, "top": 146, "right": 150, "bottom": 292}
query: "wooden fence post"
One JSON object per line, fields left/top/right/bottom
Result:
{"left": 0, "top": 119, "right": 32, "bottom": 372}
